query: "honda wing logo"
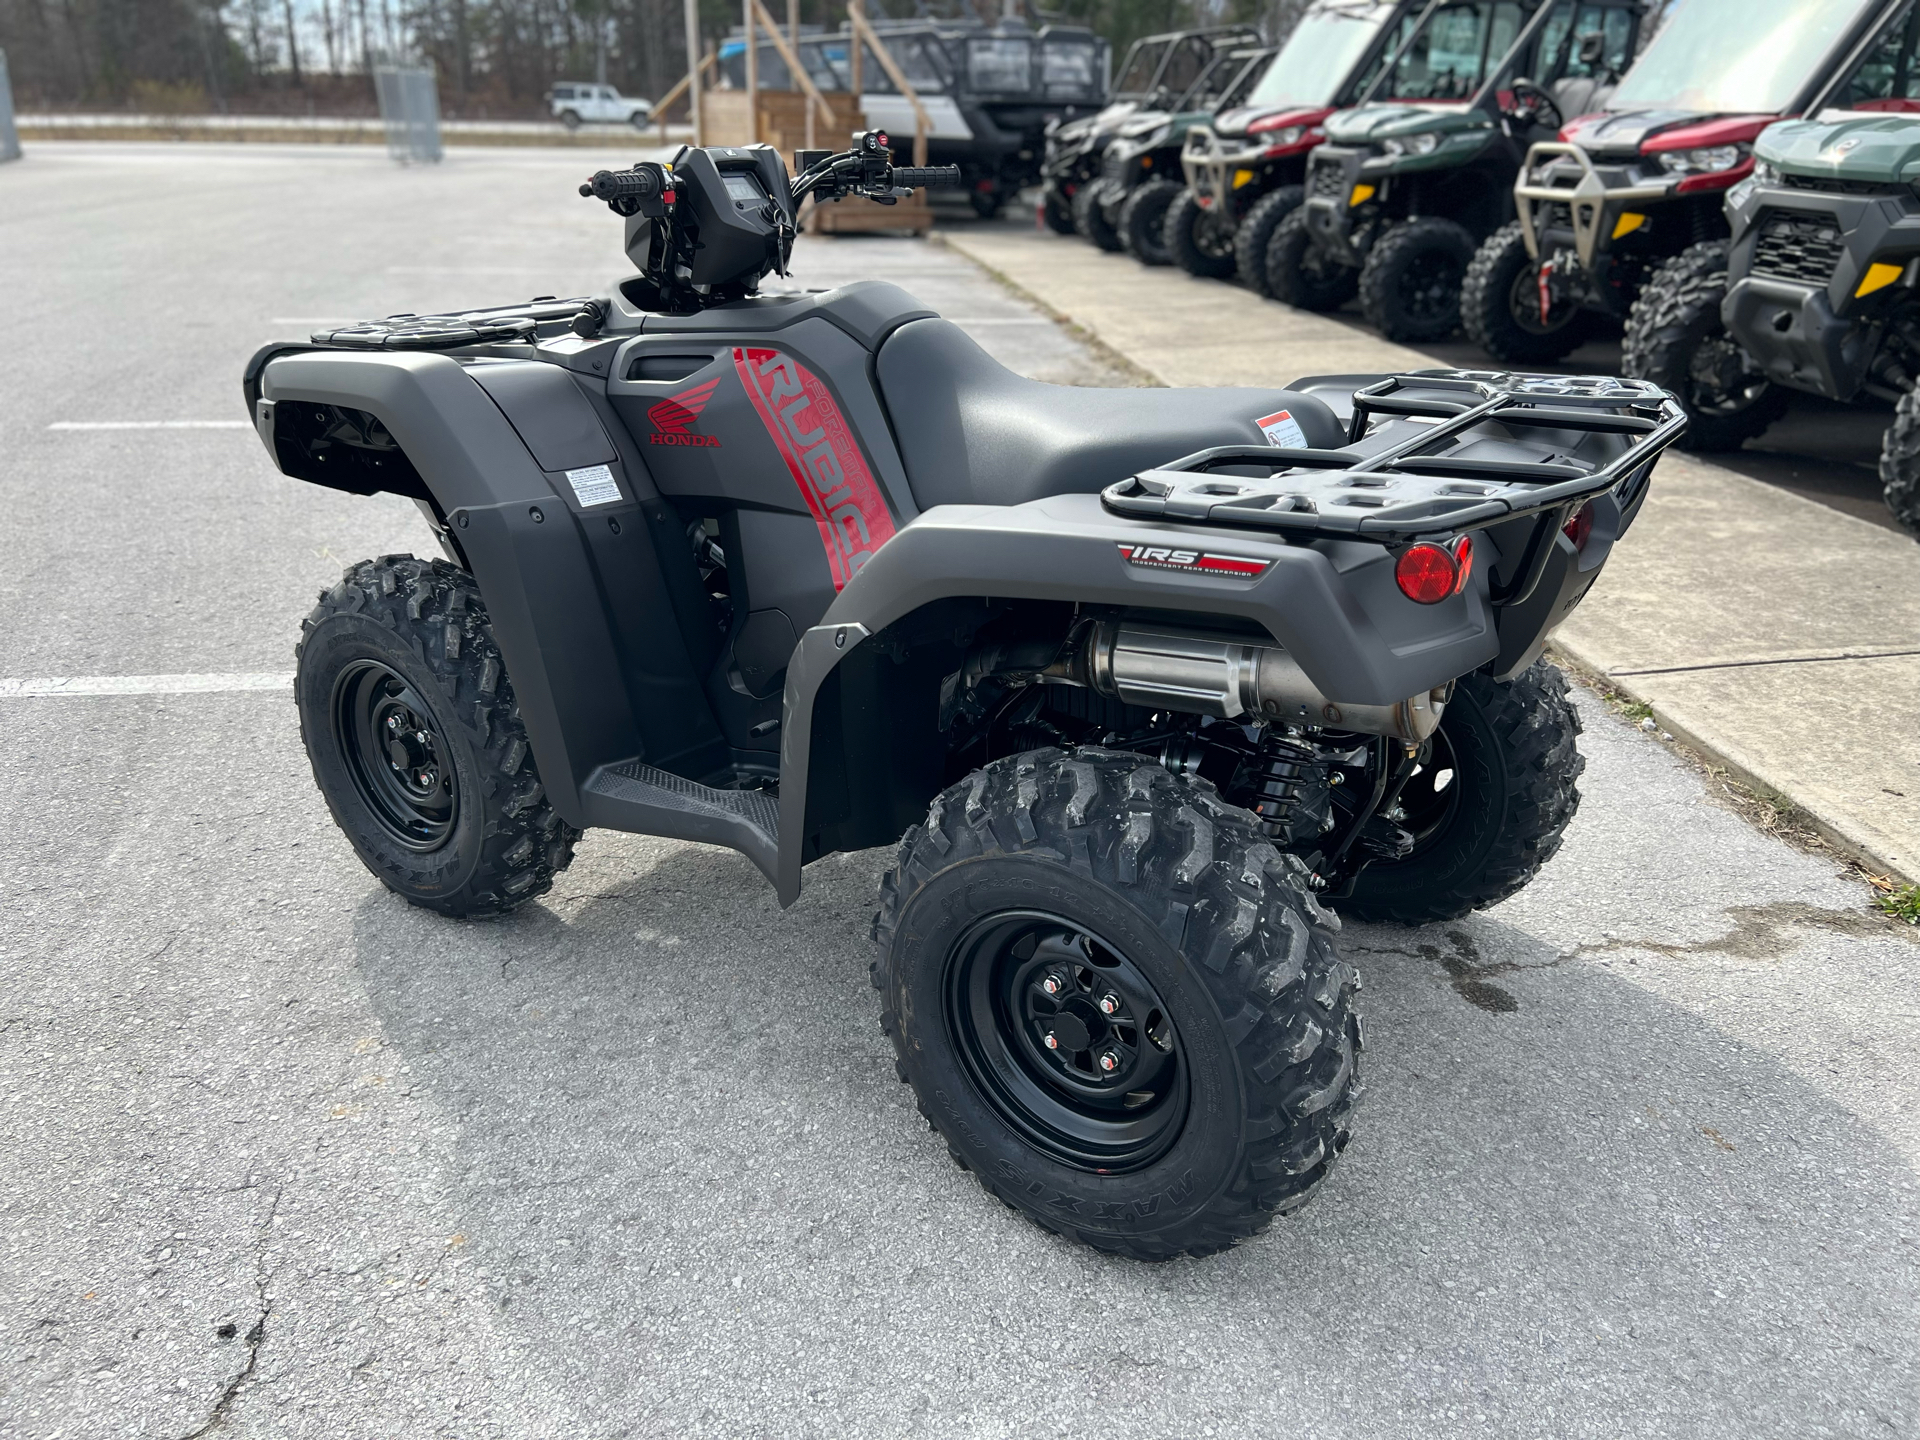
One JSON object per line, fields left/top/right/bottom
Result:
{"left": 647, "top": 378, "right": 721, "bottom": 447}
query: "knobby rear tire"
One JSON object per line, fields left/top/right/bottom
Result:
{"left": 873, "top": 748, "right": 1363, "bottom": 1260}
{"left": 1338, "top": 662, "right": 1583, "bottom": 924}
{"left": 1357, "top": 216, "right": 1478, "bottom": 342}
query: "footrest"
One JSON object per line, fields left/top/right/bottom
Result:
{"left": 582, "top": 762, "right": 781, "bottom": 882}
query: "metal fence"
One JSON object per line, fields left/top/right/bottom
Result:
{"left": 1, "top": 49, "right": 22, "bottom": 163}
{"left": 373, "top": 66, "right": 442, "bottom": 165}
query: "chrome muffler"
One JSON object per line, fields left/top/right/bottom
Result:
{"left": 1082, "top": 622, "right": 1447, "bottom": 743}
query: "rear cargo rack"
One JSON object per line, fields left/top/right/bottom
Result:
{"left": 1101, "top": 369, "right": 1685, "bottom": 547}
{"left": 309, "top": 298, "right": 591, "bottom": 350}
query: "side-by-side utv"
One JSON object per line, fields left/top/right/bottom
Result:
{"left": 1039, "top": 27, "right": 1262, "bottom": 235}
{"left": 1277, "top": 0, "right": 1640, "bottom": 341}
{"left": 246, "top": 132, "right": 1682, "bottom": 1259}
{"left": 1470, "top": 0, "right": 1896, "bottom": 363}
{"left": 1081, "top": 45, "right": 1275, "bottom": 262}
{"left": 1624, "top": 16, "right": 1920, "bottom": 536}
{"left": 1169, "top": 0, "right": 1410, "bottom": 285}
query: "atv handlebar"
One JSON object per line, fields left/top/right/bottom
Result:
{"left": 579, "top": 167, "right": 664, "bottom": 203}
{"left": 888, "top": 166, "right": 963, "bottom": 190}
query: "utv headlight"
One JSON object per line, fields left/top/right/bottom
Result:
{"left": 1751, "top": 159, "right": 1780, "bottom": 186}
{"left": 1656, "top": 143, "right": 1749, "bottom": 175}
{"left": 1381, "top": 131, "right": 1441, "bottom": 158}
{"left": 1260, "top": 125, "right": 1305, "bottom": 148}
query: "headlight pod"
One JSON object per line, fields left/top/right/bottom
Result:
{"left": 1655, "top": 142, "right": 1750, "bottom": 176}
{"left": 1261, "top": 125, "right": 1305, "bottom": 148}
{"left": 1380, "top": 131, "right": 1441, "bottom": 159}
{"left": 1751, "top": 159, "right": 1780, "bottom": 187}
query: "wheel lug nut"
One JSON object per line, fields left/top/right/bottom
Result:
{"left": 1042, "top": 1032, "right": 1059, "bottom": 1050}
{"left": 386, "top": 715, "right": 399, "bottom": 730}
{"left": 1041, "top": 975, "right": 1062, "bottom": 996}
{"left": 1098, "top": 1051, "right": 1121, "bottom": 1073}
{"left": 1098, "top": 994, "right": 1119, "bottom": 1016}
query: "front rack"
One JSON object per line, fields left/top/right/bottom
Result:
{"left": 1101, "top": 369, "right": 1686, "bottom": 548}
{"left": 309, "top": 298, "right": 591, "bottom": 350}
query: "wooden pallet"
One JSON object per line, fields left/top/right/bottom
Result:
{"left": 807, "top": 193, "right": 935, "bottom": 236}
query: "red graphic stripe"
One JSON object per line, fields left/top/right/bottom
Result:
{"left": 1194, "top": 555, "right": 1269, "bottom": 575}
{"left": 732, "top": 347, "right": 896, "bottom": 590}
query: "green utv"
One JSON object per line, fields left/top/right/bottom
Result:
{"left": 1468, "top": 0, "right": 1895, "bottom": 365}
{"left": 1624, "top": 7, "right": 1920, "bottom": 536}
{"left": 1169, "top": 0, "right": 1412, "bottom": 286}
{"left": 1276, "top": 0, "right": 1640, "bottom": 342}
{"left": 1082, "top": 46, "right": 1276, "bottom": 263}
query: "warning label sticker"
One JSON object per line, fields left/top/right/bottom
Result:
{"left": 565, "top": 464, "right": 621, "bottom": 507}
{"left": 1255, "top": 409, "right": 1309, "bottom": 448}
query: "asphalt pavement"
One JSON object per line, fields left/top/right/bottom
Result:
{"left": 3, "top": 143, "right": 1917, "bottom": 1440}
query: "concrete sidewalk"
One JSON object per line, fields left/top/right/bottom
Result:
{"left": 941, "top": 225, "right": 1920, "bottom": 884}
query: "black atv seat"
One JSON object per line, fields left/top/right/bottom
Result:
{"left": 874, "top": 318, "right": 1345, "bottom": 511}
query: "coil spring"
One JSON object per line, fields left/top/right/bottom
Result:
{"left": 1247, "top": 733, "right": 1320, "bottom": 841}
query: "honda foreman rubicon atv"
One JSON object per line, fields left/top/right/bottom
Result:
{"left": 1625, "top": 6, "right": 1920, "bottom": 536}
{"left": 1471, "top": 0, "right": 1897, "bottom": 364}
{"left": 1169, "top": 0, "right": 1410, "bottom": 285}
{"left": 248, "top": 132, "right": 1684, "bottom": 1259}
{"left": 1279, "top": 0, "right": 1640, "bottom": 342}
{"left": 1040, "top": 26, "right": 1262, "bottom": 237}
{"left": 1083, "top": 46, "right": 1275, "bottom": 262}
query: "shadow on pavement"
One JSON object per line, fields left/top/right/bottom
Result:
{"left": 349, "top": 839, "right": 1919, "bottom": 1435}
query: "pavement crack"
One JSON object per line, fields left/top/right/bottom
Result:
{"left": 176, "top": 1185, "right": 280, "bottom": 1440}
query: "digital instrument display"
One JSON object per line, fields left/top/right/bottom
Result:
{"left": 722, "top": 172, "right": 766, "bottom": 205}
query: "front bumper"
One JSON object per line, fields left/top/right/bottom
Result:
{"left": 1302, "top": 146, "right": 1370, "bottom": 262}
{"left": 1180, "top": 125, "right": 1277, "bottom": 216}
{"left": 1514, "top": 141, "right": 1674, "bottom": 270}
{"left": 1724, "top": 182, "right": 1920, "bottom": 399}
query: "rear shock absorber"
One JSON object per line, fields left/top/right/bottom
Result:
{"left": 1243, "top": 732, "right": 1330, "bottom": 845}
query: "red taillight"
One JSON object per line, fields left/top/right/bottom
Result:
{"left": 1564, "top": 501, "right": 1594, "bottom": 551}
{"left": 1395, "top": 536, "right": 1473, "bottom": 604}
{"left": 1395, "top": 543, "right": 1458, "bottom": 604}
{"left": 1451, "top": 533, "right": 1473, "bottom": 594}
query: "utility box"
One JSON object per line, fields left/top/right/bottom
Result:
{"left": 374, "top": 66, "right": 442, "bottom": 164}
{"left": 0, "top": 49, "right": 22, "bottom": 163}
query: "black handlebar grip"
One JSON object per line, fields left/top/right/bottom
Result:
{"left": 890, "top": 166, "right": 963, "bottom": 189}
{"left": 580, "top": 167, "right": 662, "bottom": 202}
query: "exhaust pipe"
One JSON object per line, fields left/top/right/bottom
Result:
{"left": 1081, "top": 622, "right": 1447, "bottom": 743}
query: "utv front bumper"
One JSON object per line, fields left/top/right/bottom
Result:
{"left": 1180, "top": 125, "right": 1272, "bottom": 218}
{"left": 1724, "top": 182, "right": 1920, "bottom": 400}
{"left": 1515, "top": 141, "right": 1673, "bottom": 273}
{"left": 1302, "top": 146, "right": 1372, "bottom": 264}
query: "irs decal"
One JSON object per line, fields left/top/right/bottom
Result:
{"left": 647, "top": 378, "right": 722, "bottom": 447}
{"left": 1118, "top": 544, "right": 1270, "bottom": 578}
{"left": 733, "top": 347, "right": 897, "bottom": 590}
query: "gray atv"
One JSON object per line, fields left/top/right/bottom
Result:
{"left": 246, "top": 132, "right": 1683, "bottom": 1258}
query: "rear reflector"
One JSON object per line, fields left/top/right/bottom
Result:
{"left": 1564, "top": 500, "right": 1594, "bottom": 551}
{"left": 1395, "top": 543, "right": 1458, "bottom": 604}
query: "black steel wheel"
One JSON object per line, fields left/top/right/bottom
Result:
{"left": 1358, "top": 216, "right": 1478, "bottom": 342}
{"left": 296, "top": 556, "right": 578, "bottom": 918}
{"left": 874, "top": 748, "right": 1363, "bottom": 1260}
{"left": 946, "top": 911, "right": 1188, "bottom": 1172}
{"left": 332, "top": 660, "right": 458, "bottom": 852}
{"left": 1336, "top": 662, "right": 1584, "bottom": 924}
{"left": 1622, "top": 240, "right": 1789, "bottom": 451}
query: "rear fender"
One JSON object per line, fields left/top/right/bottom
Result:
{"left": 773, "top": 491, "right": 1500, "bottom": 904}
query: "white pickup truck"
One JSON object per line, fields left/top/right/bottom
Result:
{"left": 548, "top": 82, "right": 653, "bottom": 130}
